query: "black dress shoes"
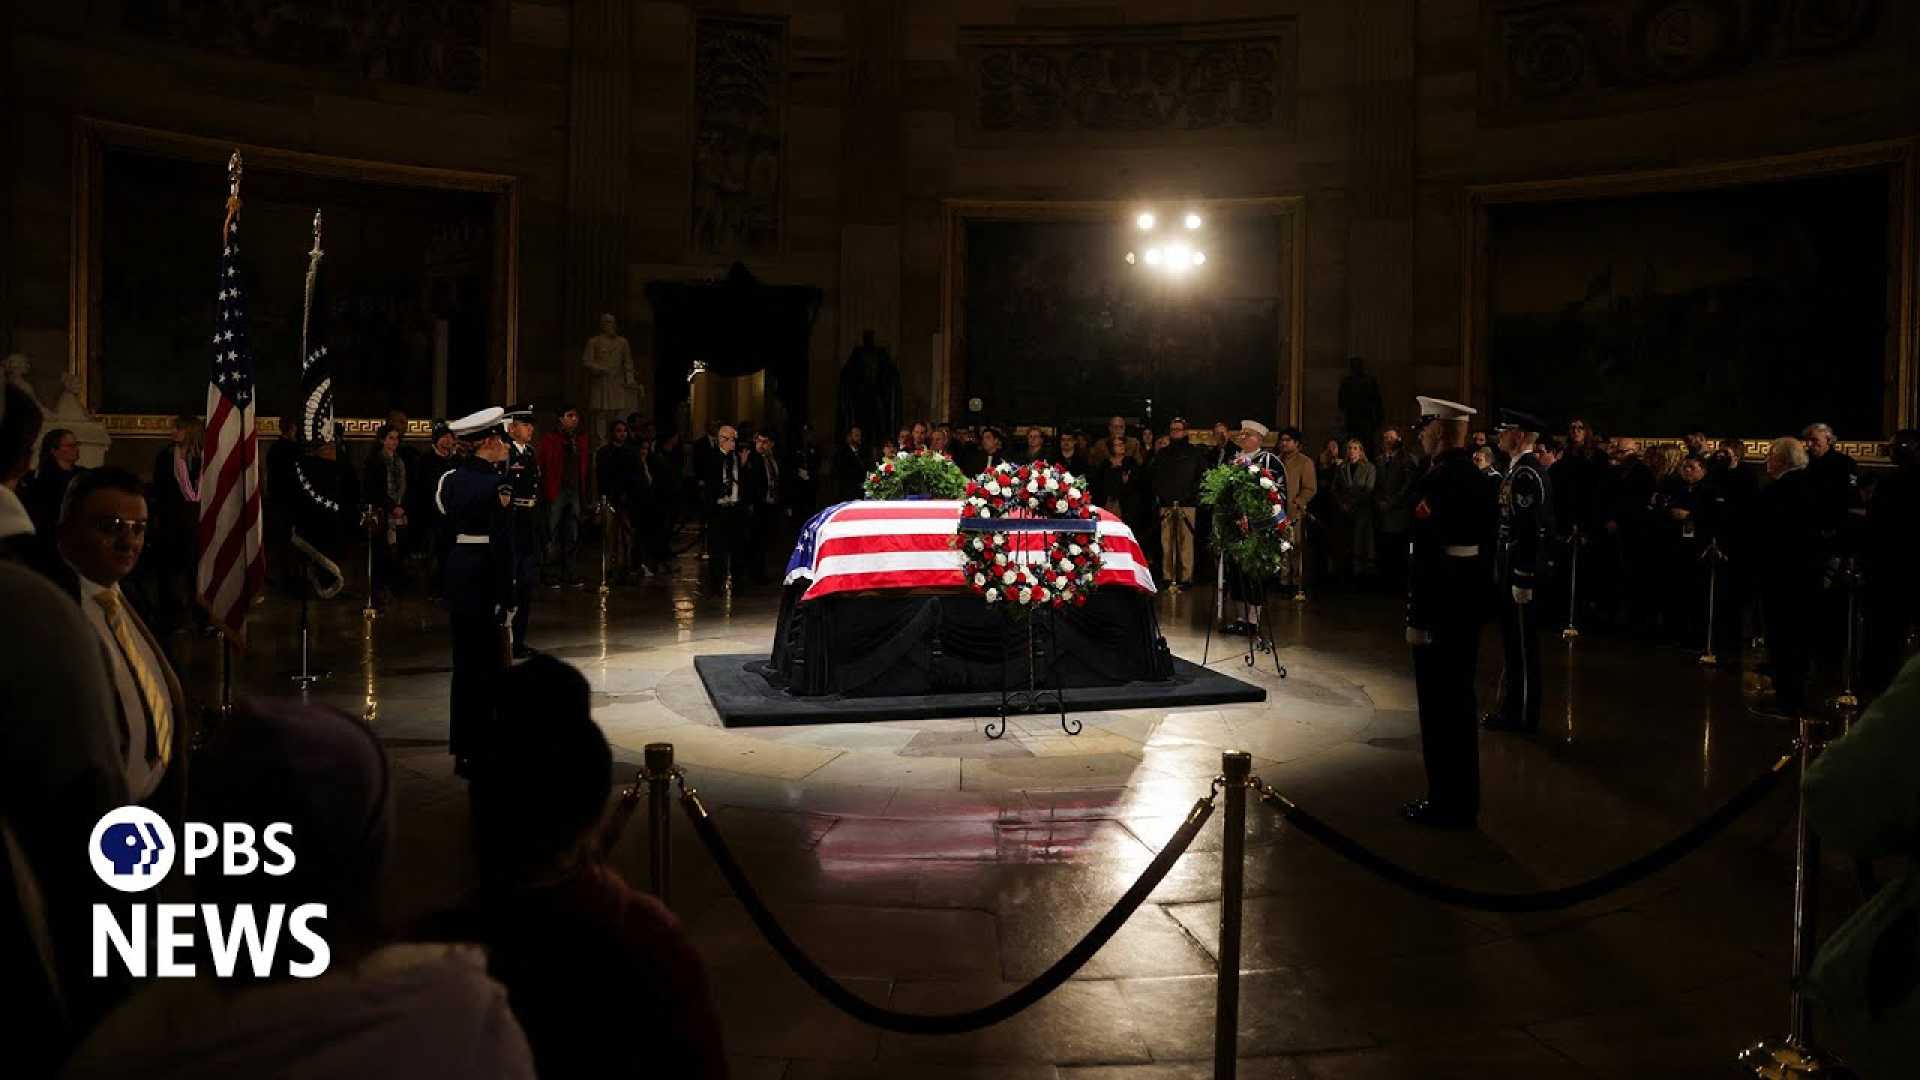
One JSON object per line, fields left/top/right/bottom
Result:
{"left": 1400, "top": 799, "right": 1476, "bottom": 829}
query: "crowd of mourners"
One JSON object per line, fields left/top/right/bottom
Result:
{"left": 5, "top": 356, "right": 1918, "bottom": 1076}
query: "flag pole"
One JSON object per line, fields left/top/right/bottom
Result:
{"left": 210, "top": 151, "right": 244, "bottom": 737}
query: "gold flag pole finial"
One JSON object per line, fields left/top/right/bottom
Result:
{"left": 311, "top": 209, "right": 324, "bottom": 257}
{"left": 223, "top": 150, "right": 244, "bottom": 240}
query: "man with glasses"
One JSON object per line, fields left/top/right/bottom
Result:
{"left": 704, "top": 425, "right": 748, "bottom": 591}
{"left": 54, "top": 467, "right": 190, "bottom": 818}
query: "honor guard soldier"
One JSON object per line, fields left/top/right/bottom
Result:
{"left": 1484, "top": 409, "right": 1553, "bottom": 734}
{"left": 1402, "top": 396, "right": 1499, "bottom": 829}
{"left": 1222, "top": 420, "right": 1287, "bottom": 636}
{"left": 437, "top": 407, "right": 517, "bottom": 778}
{"left": 503, "top": 404, "right": 541, "bottom": 658}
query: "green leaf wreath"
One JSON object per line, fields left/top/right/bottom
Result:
{"left": 862, "top": 449, "right": 969, "bottom": 501}
{"left": 1200, "top": 461, "right": 1293, "bottom": 578}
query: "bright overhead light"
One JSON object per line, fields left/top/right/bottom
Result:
{"left": 1143, "top": 247, "right": 1162, "bottom": 265}
{"left": 1165, "top": 243, "right": 1192, "bottom": 272}
{"left": 1136, "top": 212, "right": 1156, "bottom": 230}
{"left": 1192, "top": 250, "right": 1206, "bottom": 266}
{"left": 1184, "top": 212, "right": 1202, "bottom": 229}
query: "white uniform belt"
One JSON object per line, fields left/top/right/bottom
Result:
{"left": 1444, "top": 544, "right": 1480, "bottom": 557}
{"left": 455, "top": 533, "right": 490, "bottom": 545}
{"left": 511, "top": 497, "right": 537, "bottom": 508}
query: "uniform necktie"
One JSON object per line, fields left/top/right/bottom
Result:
{"left": 96, "top": 589, "right": 170, "bottom": 765}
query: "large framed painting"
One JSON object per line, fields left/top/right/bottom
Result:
{"left": 943, "top": 198, "right": 1304, "bottom": 433}
{"left": 1465, "top": 141, "right": 1917, "bottom": 448}
{"left": 73, "top": 119, "right": 519, "bottom": 437}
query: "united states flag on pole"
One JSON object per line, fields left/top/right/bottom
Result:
{"left": 196, "top": 152, "right": 266, "bottom": 643}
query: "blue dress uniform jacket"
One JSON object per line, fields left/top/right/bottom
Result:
{"left": 436, "top": 460, "right": 516, "bottom": 617}
{"left": 1490, "top": 451, "right": 1552, "bottom": 732}
{"left": 1495, "top": 453, "right": 1552, "bottom": 589}
{"left": 1405, "top": 446, "right": 1499, "bottom": 820}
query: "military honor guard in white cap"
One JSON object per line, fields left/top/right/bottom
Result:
{"left": 1484, "top": 409, "right": 1553, "bottom": 734}
{"left": 437, "top": 407, "right": 517, "bottom": 777}
{"left": 1402, "top": 396, "right": 1499, "bottom": 828}
{"left": 1222, "top": 419, "right": 1288, "bottom": 636}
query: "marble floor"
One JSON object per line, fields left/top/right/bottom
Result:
{"left": 165, "top": 551, "right": 1866, "bottom": 1079}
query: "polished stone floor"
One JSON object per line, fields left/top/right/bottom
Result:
{"left": 165, "top": 548, "right": 1866, "bottom": 1078}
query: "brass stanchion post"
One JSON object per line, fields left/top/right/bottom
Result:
{"left": 1826, "top": 558, "right": 1861, "bottom": 717}
{"left": 1699, "top": 539, "right": 1723, "bottom": 667}
{"left": 1737, "top": 716, "right": 1847, "bottom": 1078}
{"left": 1561, "top": 526, "right": 1581, "bottom": 640}
{"left": 1214, "top": 751, "right": 1251, "bottom": 1080}
{"left": 599, "top": 496, "right": 613, "bottom": 595}
{"left": 645, "top": 742, "right": 675, "bottom": 906}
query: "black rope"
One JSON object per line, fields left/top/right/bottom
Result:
{"left": 1258, "top": 753, "right": 1793, "bottom": 913}
{"left": 682, "top": 789, "right": 1215, "bottom": 1034}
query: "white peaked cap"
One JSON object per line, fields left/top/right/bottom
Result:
{"left": 449, "top": 406, "right": 506, "bottom": 439}
{"left": 1416, "top": 396, "right": 1475, "bottom": 421}
{"left": 1238, "top": 420, "right": 1270, "bottom": 438}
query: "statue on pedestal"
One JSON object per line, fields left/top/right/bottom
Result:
{"left": 837, "top": 329, "right": 901, "bottom": 443}
{"left": 5, "top": 353, "right": 111, "bottom": 467}
{"left": 582, "top": 313, "right": 640, "bottom": 438}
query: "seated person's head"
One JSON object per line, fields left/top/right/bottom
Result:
{"left": 188, "top": 700, "right": 391, "bottom": 971}
{"left": 469, "top": 656, "right": 612, "bottom": 879}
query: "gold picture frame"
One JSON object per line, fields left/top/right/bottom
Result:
{"left": 942, "top": 196, "right": 1307, "bottom": 430}
{"left": 1461, "top": 139, "right": 1917, "bottom": 444}
{"left": 71, "top": 117, "right": 521, "bottom": 437}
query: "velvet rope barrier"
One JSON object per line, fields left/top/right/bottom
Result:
{"left": 681, "top": 783, "right": 1216, "bottom": 1034}
{"left": 1255, "top": 751, "right": 1794, "bottom": 914}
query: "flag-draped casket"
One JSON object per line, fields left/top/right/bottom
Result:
{"left": 772, "top": 501, "right": 1171, "bottom": 697}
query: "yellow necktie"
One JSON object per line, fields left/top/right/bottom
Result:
{"left": 96, "top": 589, "right": 171, "bottom": 766}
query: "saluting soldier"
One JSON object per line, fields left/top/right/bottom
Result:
{"left": 436, "top": 407, "right": 517, "bottom": 778}
{"left": 1483, "top": 409, "right": 1552, "bottom": 734}
{"left": 503, "top": 404, "right": 541, "bottom": 658}
{"left": 1403, "top": 396, "right": 1499, "bottom": 829}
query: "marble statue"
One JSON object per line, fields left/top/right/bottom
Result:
{"left": 6, "top": 353, "right": 111, "bottom": 467}
{"left": 582, "top": 313, "right": 639, "bottom": 436}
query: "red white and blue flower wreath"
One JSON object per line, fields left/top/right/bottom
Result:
{"left": 955, "top": 461, "right": 1101, "bottom": 611}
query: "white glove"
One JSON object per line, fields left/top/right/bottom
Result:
{"left": 1406, "top": 627, "right": 1433, "bottom": 646}
{"left": 1511, "top": 586, "right": 1534, "bottom": 604}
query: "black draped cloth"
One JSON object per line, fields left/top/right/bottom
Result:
{"left": 770, "top": 586, "right": 1174, "bottom": 697}
{"left": 645, "top": 263, "right": 821, "bottom": 433}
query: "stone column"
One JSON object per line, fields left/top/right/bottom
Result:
{"left": 1343, "top": 0, "right": 1416, "bottom": 436}
{"left": 564, "top": 0, "right": 634, "bottom": 419}
{"left": 836, "top": 0, "right": 906, "bottom": 424}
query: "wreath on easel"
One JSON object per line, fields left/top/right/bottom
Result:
{"left": 1200, "top": 461, "right": 1292, "bottom": 578}
{"left": 954, "top": 461, "right": 1101, "bottom": 611}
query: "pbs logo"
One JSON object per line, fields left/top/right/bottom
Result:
{"left": 89, "top": 806, "right": 175, "bottom": 893}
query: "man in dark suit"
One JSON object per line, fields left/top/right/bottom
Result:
{"left": 745, "top": 430, "right": 786, "bottom": 583}
{"left": 1759, "top": 437, "right": 1824, "bottom": 716}
{"left": 833, "top": 426, "right": 870, "bottom": 503}
{"left": 704, "top": 425, "right": 748, "bottom": 590}
{"left": 53, "top": 467, "right": 194, "bottom": 823}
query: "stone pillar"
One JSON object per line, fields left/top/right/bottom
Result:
{"left": 1343, "top": 0, "right": 1416, "bottom": 439}
{"left": 836, "top": 0, "right": 905, "bottom": 426}
{"left": 564, "top": 0, "right": 634, "bottom": 416}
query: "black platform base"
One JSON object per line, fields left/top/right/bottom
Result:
{"left": 695, "top": 653, "right": 1267, "bottom": 727}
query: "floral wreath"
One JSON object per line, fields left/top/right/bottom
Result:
{"left": 1199, "top": 461, "right": 1293, "bottom": 578}
{"left": 862, "top": 449, "right": 968, "bottom": 501}
{"left": 956, "top": 461, "right": 1101, "bottom": 610}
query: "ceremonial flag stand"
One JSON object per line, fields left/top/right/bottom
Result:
{"left": 194, "top": 150, "right": 268, "bottom": 725}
